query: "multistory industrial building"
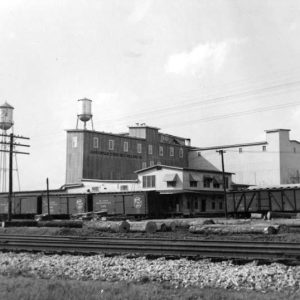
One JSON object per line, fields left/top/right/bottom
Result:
{"left": 66, "top": 125, "right": 192, "bottom": 183}
{"left": 189, "top": 129, "right": 300, "bottom": 186}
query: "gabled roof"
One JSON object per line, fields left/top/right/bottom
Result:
{"left": 135, "top": 164, "right": 233, "bottom": 175}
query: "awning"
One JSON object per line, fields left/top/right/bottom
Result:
{"left": 163, "top": 173, "right": 178, "bottom": 182}
{"left": 189, "top": 174, "right": 201, "bottom": 181}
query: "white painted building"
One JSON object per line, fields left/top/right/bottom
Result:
{"left": 134, "top": 165, "right": 232, "bottom": 215}
{"left": 63, "top": 165, "right": 232, "bottom": 215}
{"left": 189, "top": 129, "right": 300, "bottom": 186}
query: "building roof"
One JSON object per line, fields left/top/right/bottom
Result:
{"left": 135, "top": 164, "right": 233, "bottom": 175}
{"left": 66, "top": 129, "right": 146, "bottom": 140}
{"left": 0, "top": 102, "right": 14, "bottom": 109}
{"left": 265, "top": 129, "right": 290, "bottom": 133}
{"left": 81, "top": 178, "right": 138, "bottom": 183}
{"left": 195, "top": 141, "right": 268, "bottom": 151}
{"left": 159, "top": 189, "right": 225, "bottom": 195}
{"left": 129, "top": 124, "right": 161, "bottom": 130}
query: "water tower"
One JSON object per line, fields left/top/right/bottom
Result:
{"left": 0, "top": 102, "right": 14, "bottom": 192}
{"left": 76, "top": 98, "right": 94, "bottom": 130}
{"left": 0, "top": 102, "right": 14, "bottom": 130}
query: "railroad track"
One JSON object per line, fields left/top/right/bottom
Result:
{"left": 0, "top": 234, "right": 300, "bottom": 262}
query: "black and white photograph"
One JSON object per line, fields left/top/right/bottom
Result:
{"left": 0, "top": 1, "right": 300, "bottom": 299}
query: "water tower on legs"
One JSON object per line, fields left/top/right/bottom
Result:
{"left": 76, "top": 98, "right": 94, "bottom": 130}
{"left": 0, "top": 102, "right": 14, "bottom": 192}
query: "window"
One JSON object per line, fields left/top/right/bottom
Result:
{"left": 159, "top": 146, "right": 164, "bottom": 156}
{"left": 123, "top": 141, "right": 129, "bottom": 152}
{"left": 190, "top": 181, "right": 197, "bottom": 187}
{"left": 203, "top": 177, "right": 211, "bottom": 188}
{"left": 157, "top": 161, "right": 161, "bottom": 165}
{"left": 148, "top": 144, "right": 153, "bottom": 155}
{"left": 239, "top": 148, "right": 242, "bottom": 153}
{"left": 149, "top": 160, "right": 154, "bottom": 167}
{"left": 137, "top": 143, "right": 142, "bottom": 153}
{"left": 93, "top": 137, "right": 99, "bottom": 148}
{"left": 262, "top": 145, "right": 266, "bottom": 152}
{"left": 213, "top": 181, "right": 220, "bottom": 188}
{"left": 179, "top": 148, "right": 183, "bottom": 158}
{"left": 72, "top": 136, "right": 78, "bottom": 148}
{"left": 170, "top": 146, "right": 174, "bottom": 157}
{"left": 108, "top": 140, "right": 114, "bottom": 150}
{"left": 142, "top": 162, "right": 147, "bottom": 169}
{"left": 212, "top": 201, "right": 216, "bottom": 210}
{"left": 294, "top": 147, "right": 296, "bottom": 153}
{"left": 120, "top": 185, "right": 128, "bottom": 191}
{"left": 167, "top": 181, "right": 176, "bottom": 187}
{"left": 142, "top": 175, "right": 156, "bottom": 188}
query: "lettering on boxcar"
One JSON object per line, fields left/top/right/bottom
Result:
{"left": 134, "top": 196, "right": 142, "bottom": 209}
{"left": 76, "top": 198, "right": 84, "bottom": 213}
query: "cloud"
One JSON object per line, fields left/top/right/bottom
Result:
{"left": 123, "top": 50, "right": 143, "bottom": 58}
{"left": 128, "top": 0, "right": 152, "bottom": 23}
{"left": 165, "top": 39, "right": 243, "bottom": 76}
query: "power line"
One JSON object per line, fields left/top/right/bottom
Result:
{"left": 163, "top": 100, "right": 300, "bottom": 129}
{"left": 97, "top": 79, "right": 300, "bottom": 126}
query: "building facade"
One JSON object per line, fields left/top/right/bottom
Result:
{"left": 189, "top": 129, "right": 300, "bottom": 186}
{"left": 64, "top": 164, "right": 232, "bottom": 215}
{"left": 66, "top": 125, "right": 191, "bottom": 183}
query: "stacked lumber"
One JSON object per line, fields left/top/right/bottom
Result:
{"left": 128, "top": 221, "right": 157, "bottom": 233}
{"left": 85, "top": 220, "right": 129, "bottom": 233}
{"left": 189, "top": 224, "right": 280, "bottom": 235}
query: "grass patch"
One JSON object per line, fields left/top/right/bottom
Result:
{"left": 0, "top": 275, "right": 299, "bottom": 300}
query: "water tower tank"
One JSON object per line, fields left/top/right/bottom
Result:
{"left": 0, "top": 102, "right": 14, "bottom": 130}
{"left": 78, "top": 98, "right": 92, "bottom": 122}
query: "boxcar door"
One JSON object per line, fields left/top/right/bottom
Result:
{"left": 201, "top": 199, "right": 206, "bottom": 212}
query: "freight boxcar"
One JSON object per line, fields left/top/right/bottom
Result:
{"left": 226, "top": 186, "right": 300, "bottom": 217}
{"left": 40, "top": 193, "right": 92, "bottom": 218}
{"left": 92, "top": 192, "right": 159, "bottom": 217}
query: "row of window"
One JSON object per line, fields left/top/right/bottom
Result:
{"left": 72, "top": 136, "right": 184, "bottom": 157}
{"left": 142, "top": 175, "right": 229, "bottom": 189}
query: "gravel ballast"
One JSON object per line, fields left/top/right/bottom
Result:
{"left": 0, "top": 252, "right": 299, "bottom": 292}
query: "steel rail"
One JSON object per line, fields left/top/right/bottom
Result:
{"left": 0, "top": 234, "right": 299, "bottom": 262}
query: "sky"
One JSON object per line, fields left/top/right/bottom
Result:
{"left": 1, "top": 0, "right": 300, "bottom": 190}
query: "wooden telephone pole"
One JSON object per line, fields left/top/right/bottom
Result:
{"left": 0, "top": 133, "right": 30, "bottom": 221}
{"left": 217, "top": 150, "right": 228, "bottom": 218}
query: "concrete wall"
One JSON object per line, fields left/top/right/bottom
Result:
{"left": 191, "top": 129, "right": 300, "bottom": 186}
{"left": 278, "top": 131, "right": 300, "bottom": 184}
{"left": 65, "top": 132, "right": 84, "bottom": 184}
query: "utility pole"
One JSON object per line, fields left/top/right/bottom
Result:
{"left": 8, "top": 133, "right": 13, "bottom": 221}
{"left": 0, "top": 133, "right": 30, "bottom": 221}
{"left": 217, "top": 150, "right": 228, "bottom": 218}
{"left": 46, "top": 177, "right": 50, "bottom": 215}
